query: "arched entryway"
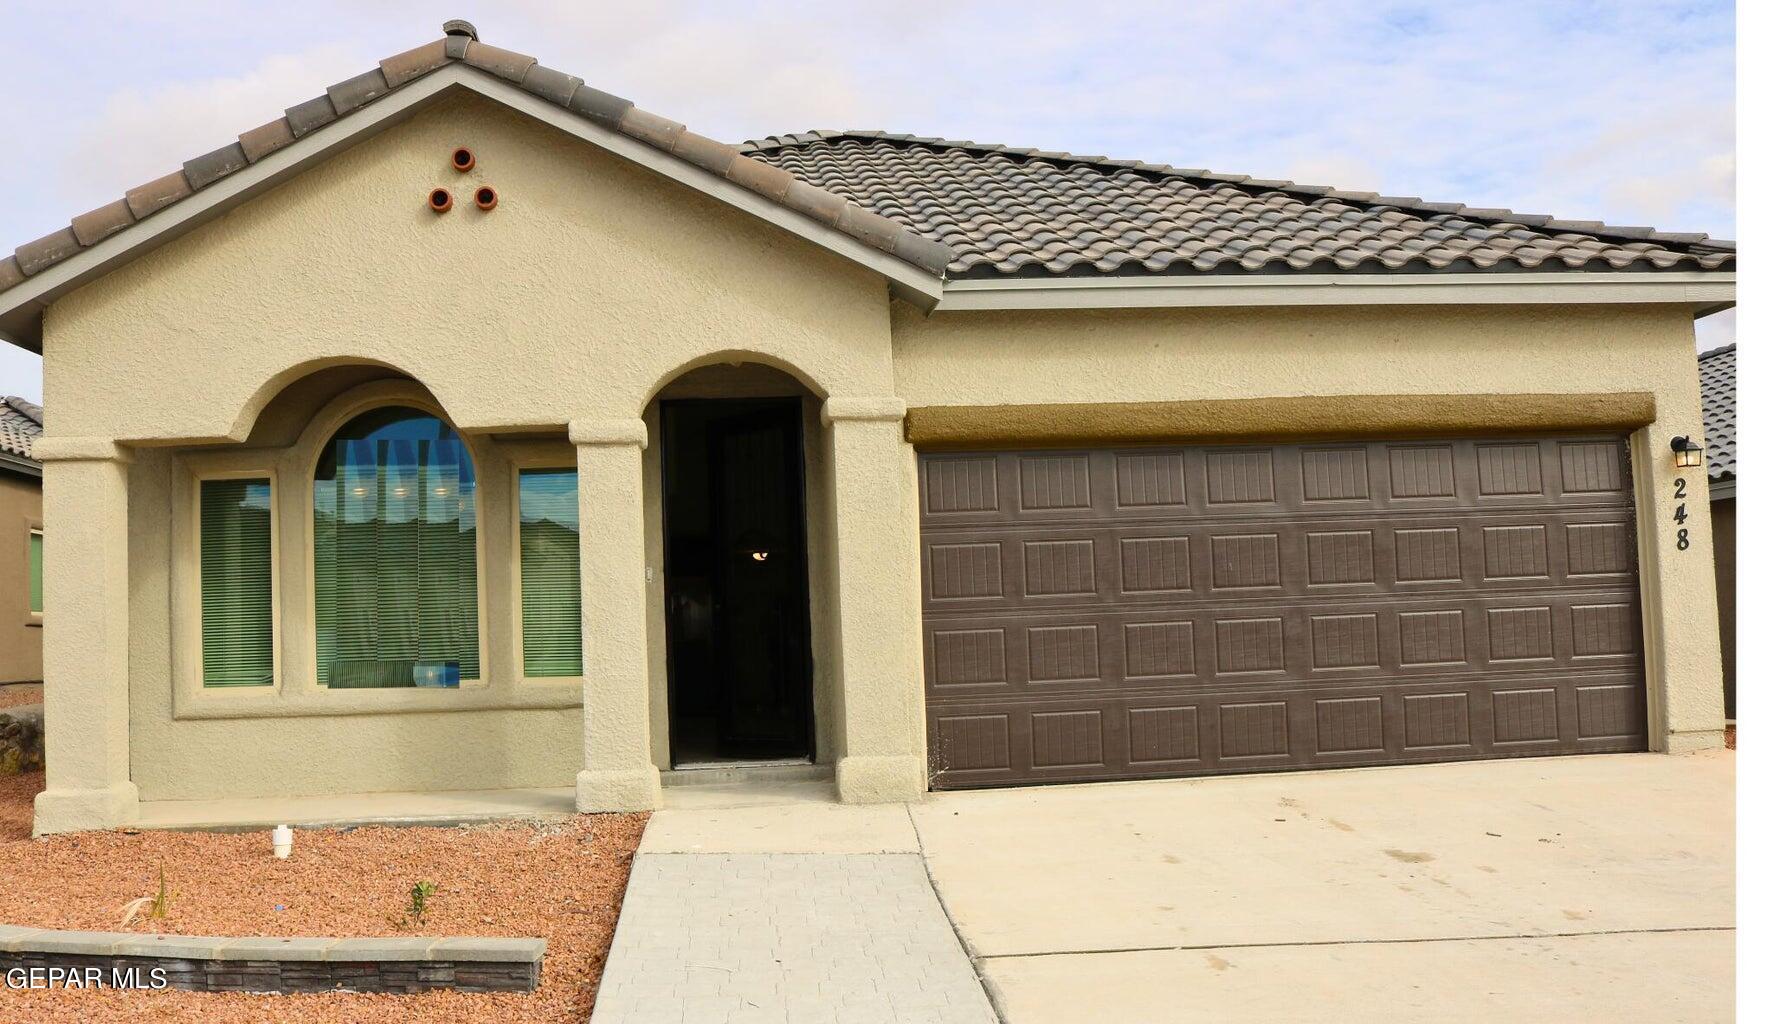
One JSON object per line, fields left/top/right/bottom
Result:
{"left": 649, "top": 363, "right": 823, "bottom": 767}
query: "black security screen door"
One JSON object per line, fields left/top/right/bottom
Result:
{"left": 662, "top": 398, "right": 814, "bottom": 764}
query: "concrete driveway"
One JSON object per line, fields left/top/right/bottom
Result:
{"left": 910, "top": 752, "right": 1734, "bottom": 1023}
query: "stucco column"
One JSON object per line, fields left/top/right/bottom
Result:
{"left": 32, "top": 437, "right": 138, "bottom": 835}
{"left": 822, "top": 397, "right": 927, "bottom": 803}
{"left": 1633, "top": 424, "right": 1728, "bottom": 753}
{"left": 570, "top": 419, "right": 662, "bottom": 811}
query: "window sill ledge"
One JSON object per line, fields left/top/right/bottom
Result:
{"left": 172, "top": 680, "right": 584, "bottom": 721}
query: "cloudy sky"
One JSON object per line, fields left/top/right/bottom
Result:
{"left": 0, "top": 1, "right": 1736, "bottom": 404}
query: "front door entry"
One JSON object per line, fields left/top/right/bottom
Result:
{"left": 662, "top": 398, "right": 813, "bottom": 764}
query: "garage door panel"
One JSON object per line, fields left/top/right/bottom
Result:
{"left": 927, "top": 596, "right": 1639, "bottom": 693}
{"left": 921, "top": 439, "right": 1633, "bottom": 521}
{"left": 924, "top": 514, "right": 1639, "bottom": 610}
{"left": 923, "top": 434, "right": 1645, "bottom": 789}
{"left": 928, "top": 674, "right": 1646, "bottom": 788}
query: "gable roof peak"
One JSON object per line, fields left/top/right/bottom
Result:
{"left": 0, "top": 24, "right": 952, "bottom": 342}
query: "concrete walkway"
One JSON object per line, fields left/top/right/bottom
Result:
{"left": 589, "top": 783, "right": 996, "bottom": 1023}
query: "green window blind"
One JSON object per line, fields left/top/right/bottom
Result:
{"left": 199, "top": 479, "right": 274, "bottom": 687}
{"left": 313, "top": 408, "right": 479, "bottom": 688}
{"left": 519, "top": 469, "right": 582, "bottom": 677}
{"left": 27, "top": 530, "right": 43, "bottom": 615}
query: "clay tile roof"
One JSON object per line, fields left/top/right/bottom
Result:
{"left": 1699, "top": 343, "right": 1736, "bottom": 484}
{"left": 0, "top": 395, "right": 43, "bottom": 463}
{"left": 738, "top": 132, "right": 1736, "bottom": 279}
{"left": 0, "top": 20, "right": 952, "bottom": 297}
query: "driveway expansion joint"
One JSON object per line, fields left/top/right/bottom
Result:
{"left": 973, "top": 924, "right": 1739, "bottom": 961}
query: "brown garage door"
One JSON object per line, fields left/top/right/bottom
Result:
{"left": 919, "top": 435, "right": 1647, "bottom": 789}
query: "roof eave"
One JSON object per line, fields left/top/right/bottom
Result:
{"left": 0, "top": 449, "right": 40, "bottom": 478}
{"left": 0, "top": 63, "right": 944, "bottom": 352}
{"left": 932, "top": 270, "right": 1736, "bottom": 313}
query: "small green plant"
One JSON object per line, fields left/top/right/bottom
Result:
{"left": 120, "top": 865, "right": 175, "bottom": 929}
{"left": 406, "top": 880, "right": 438, "bottom": 926}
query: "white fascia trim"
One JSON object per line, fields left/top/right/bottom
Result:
{"left": 0, "top": 64, "right": 943, "bottom": 350}
{"left": 935, "top": 271, "right": 1735, "bottom": 312}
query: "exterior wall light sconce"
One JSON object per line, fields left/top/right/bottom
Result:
{"left": 748, "top": 549, "right": 770, "bottom": 562}
{"left": 1671, "top": 435, "right": 1705, "bottom": 469}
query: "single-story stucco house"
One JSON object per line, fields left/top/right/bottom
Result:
{"left": 0, "top": 22, "right": 1733, "bottom": 835}
{"left": 1699, "top": 344, "right": 1735, "bottom": 719}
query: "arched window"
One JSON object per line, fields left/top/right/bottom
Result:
{"left": 313, "top": 407, "right": 479, "bottom": 688}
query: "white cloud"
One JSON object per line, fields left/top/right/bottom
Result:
{"left": 57, "top": 43, "right": 371, "bottom": 214}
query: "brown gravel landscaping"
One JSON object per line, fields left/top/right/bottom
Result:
{"left": 0, "top": 682, "right": 42, "bottom": 711}
{"left": 0, "top": 771, "right": 647, "bottom": 1022}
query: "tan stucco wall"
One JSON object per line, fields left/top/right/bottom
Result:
{"left": 0, "top": 471, "right": 42, "bottom": 684}
{"left": 893, "top": 302, "right": 1726, "bottom": 750}
{"left": 29, "top": 86, "right": 1724, "bottom": 821}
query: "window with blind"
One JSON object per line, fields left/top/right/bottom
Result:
{"left": 199, "top": 480, "right": 273, "bottom": 686}
{"left": 313, "top": 408, "right": 480, "bottom": 689}
{"left": 27, "top": 529, "right": 43, "bottom": 616}
{"left": 519, "top": 468, "right": 582, "bottom": 677}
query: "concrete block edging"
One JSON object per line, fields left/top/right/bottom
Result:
{"left": 0, "top": 923, "right": 544, "bottom": 993}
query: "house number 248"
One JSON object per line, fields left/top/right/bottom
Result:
{"left": 1673, "top": 478, "right": 1690, "bottom": 550}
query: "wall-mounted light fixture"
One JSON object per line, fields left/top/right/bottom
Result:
{"left": 748, "top": 549, "right": 770, "bottom": 563}
{"left": 1670, "top": 435, "right": 1705, "bottom": 469}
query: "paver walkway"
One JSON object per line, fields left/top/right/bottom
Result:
{"left": 590, "top": 851, "right": 996, "bottom": 1023}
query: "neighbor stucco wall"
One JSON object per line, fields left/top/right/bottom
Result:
{"left": 893, "top": 301, "right": 1727, "bottom": 751}
{"left": 40, "top": 91, "right": 901, "bottom": 805}
{"left": 0, "top": 471, "right": 42, "bottom": 684}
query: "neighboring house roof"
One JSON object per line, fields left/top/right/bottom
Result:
{"left": 741, "top": 132, "right": 1735, "bottom": 279}
{"left": 1699, "top": 343, "right": 1736, "bottom": 492}
{"left": 0, "top": 395, "right": 43, "bottom": 475}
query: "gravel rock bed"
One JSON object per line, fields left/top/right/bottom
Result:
{"left": 0, "top": 682, "right": 42, "bottom": 711}
{"left": 0, "top": 771, "right": 647, "bottom": 1022}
